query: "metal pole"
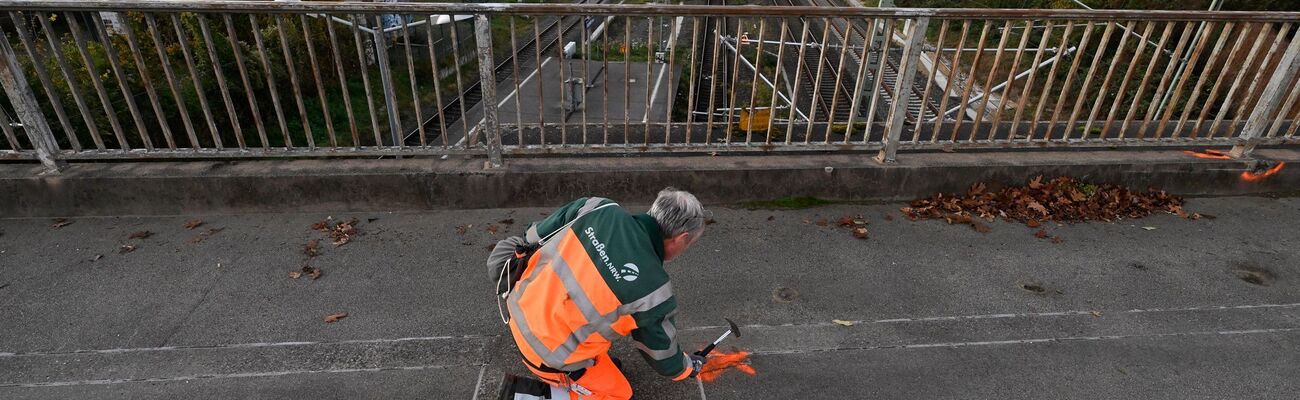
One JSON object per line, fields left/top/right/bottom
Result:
{"left": 1230, "top": 33, "right": 1300, "bottom": 158}
{"left": 876, "top": 17, "right": 928, "bottom": 164}
{"left": 372, "top": 15, "right": 402, "bottom": 148}
{"left": 475, "top": 15, "right": 504, "bottom": 168}
{"left": 0, "top": 35, "right": 63, "bottom": 172}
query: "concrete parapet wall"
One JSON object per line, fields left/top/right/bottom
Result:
{"left": 2, "top": 149, "right": 1297, "bottom": 216}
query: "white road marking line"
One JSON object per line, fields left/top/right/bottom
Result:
{"left": 8, "top": 303, "right": 1297, "bottom": 357}
{"left": 642, "top": 15, "right": 684, "bottom": 124}
{"left": 696, "top": 376, "right": 708, "bottom": 400}
{"left": 500, "top": 57, "right": 553, "bottom": 109}
{"left": 750, "top": 327, "right": 1300, "bottom": 356}
{"left": 0, "top": 364, "right": 456, "bottom": 388}
{"left": 0, "top": 334, "right": 498, "bottom": 358}
{"left": 461, "top": 57, "right": 553, "bottom": 147}
{"left": 683, "top": 302, "right": 1300, "bottom": 331}
{"left": 470, "top": 364, "right": 488, "bottom": 400}
{"left": 643, "top": 64, "right": 667, "bottom": 123}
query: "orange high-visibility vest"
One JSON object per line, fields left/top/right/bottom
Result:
{"left": 506, "top": 197, "right": 692, "bottom": 380}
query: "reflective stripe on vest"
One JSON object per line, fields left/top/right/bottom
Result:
{"left": 508, "top": 229, "right": 675, "bottom": 371}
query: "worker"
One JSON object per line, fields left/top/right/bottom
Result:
{"left": 487, "top": 188, "right": 710, "bottom": 399}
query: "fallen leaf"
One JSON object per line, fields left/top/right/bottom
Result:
{"left": 814, "top": 218, "right": 828, "bottom": 227}
{"left": 51, "top": 218, "right": 74, "bottom": 229}
{"left": 309, "top": 268, "right": 323, "bottom": 280}
{"left": 303, "top": 239, "right": 320, "bottom": 257}
{"left": 288, "top": 271, "right": 303, "bottom": 279}
{"left": 455, "top": 225, "right": 469, "bottom": 235}
{"left": 1027, "top": 201, "right": 1049, "bottom": 216}
{"left": 119, "top": 244, "right": 137, "bottom": 254}
{"left": 324, "top": 312, "right": 348, "bottom": 323}
{"left": 838, "top": 216, "right": 855, "bottom": 227}
{"left": 311, "top": 221, "right": 328, "bottom": 231}
{"left": 1051, "top": 236, "right": 1064, "bottom": 244}
{"left": 1028, "top": 175, "right": 1044, "bottom": 189}
{"left": 1026, "top": 219, "right": 1041, "bottom": 228}
{"left": 327, "top": 218, "right": 359, "bottom": 246}
{"left": 486, "top": 224, "right": 500, "bottom": 234}
{"left": 184, "top": 219, "right": 204, "bottom": 229}
{"left": 971, "top": 221, "right": 991, "bottom": 234}
{"left": 1141, "top": 226, "right": 1157, "bottom": 231}
{"left": 92, "top": 254, "right": 103, "bottom": 261}
{"left": 498, "top": 218, "right": 515, "bottom": 225}
{"left": 1090, "top": 311, "right": 1103, "bottom": 317}
{"left": 1034, "top": 229, "right": 1049, "bottom": 239}
{"left": 851, "top": 227, "right": 869, "bottom": 239}
{"left": 129, "top": 230, "right": 153, "bottom": 239}
{"left": 832, "top": 319, "right": 855, "bottom": 326}
{"left": 944, "top": 214, "right": 972, "bottom": 225}
{"left": 189, "top": 227, "right": 225, "bottom": 243}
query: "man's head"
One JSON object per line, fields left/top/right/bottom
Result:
{"left": 648, "top": 187, "right": 708, "bottom": 262}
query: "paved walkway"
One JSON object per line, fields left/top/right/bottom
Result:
{"left": 1, "top": 196, "right": 1297, "bottom": 399}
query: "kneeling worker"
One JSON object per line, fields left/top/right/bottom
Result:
{"left": 488, "top": 188, "right": 710, "bottom": 399}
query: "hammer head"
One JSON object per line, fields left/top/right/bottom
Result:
{"left": 724, "top": 318, "right": 741, "bottom": 338}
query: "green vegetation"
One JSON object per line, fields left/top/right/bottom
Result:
{"left": 6, "top": 11, "right": 478, "bottom": 151}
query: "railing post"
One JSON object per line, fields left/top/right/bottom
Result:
{"left": 371, "top": 16, "right": 402, "bottom": 149}
{"left": 876, "top": 17, "right": 928, "bottom": 164}
{"left": 474, "top": 14, "right": 503, "bottom": 168}
{"left": 1230, "top": 32, "right": 1300, "bottom": 158}
{"left": 0, "top": 33, "right": 64, "bottom": 173}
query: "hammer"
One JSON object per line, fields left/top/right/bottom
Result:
{"left": 695, "top": 318, "right": 741, "bottom": 357}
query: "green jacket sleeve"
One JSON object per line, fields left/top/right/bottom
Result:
{"left": 630, "top": 297, "right": 691, "bottom": 378}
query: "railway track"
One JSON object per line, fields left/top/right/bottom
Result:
{"left": 407, "top": 0, "right": 598, "bottom": 144}
{"left": 775, "top": 0, "right": 853, "bottom": 123}
{"left": 692, "top": 0, "right": 728, "bottom": 122}
{"left": 777, "top": 0, "right": 941, "bottom": 125}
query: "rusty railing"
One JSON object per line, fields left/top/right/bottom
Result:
{"left": 1, "top": 1, "right": 1298, "bottom": 172}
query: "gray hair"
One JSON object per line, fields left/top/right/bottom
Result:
{"left": 648, "top": 187, "right": 707, "bottom": 237}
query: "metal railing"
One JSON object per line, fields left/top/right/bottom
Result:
{"left": 1, "top": 1, "right": 1298, "bottom": 172}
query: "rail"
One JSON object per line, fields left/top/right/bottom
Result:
{"left": 0, "top": 1, "right": 1296, "bottom": 172}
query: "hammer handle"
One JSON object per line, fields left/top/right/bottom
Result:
{"left": 697, "top": 343, "right": 718, "bottom": 357}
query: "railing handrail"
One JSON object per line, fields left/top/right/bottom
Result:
{"left": 2, "top": 1, "right": 1300, "bottom": 22}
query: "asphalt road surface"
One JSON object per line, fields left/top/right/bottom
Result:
{"left": 1, "top": 196, "right": 1297, "bottom": 399}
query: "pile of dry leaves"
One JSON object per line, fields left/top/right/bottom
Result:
{"left": 901, "top": 176, "right": 1199, "bottom": 234}
{"left": 312, "top": 217, "right": 359, "bottom": 246}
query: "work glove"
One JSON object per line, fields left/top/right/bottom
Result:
{"left": 688, "top": 353, "right": 707, "bottom": 378}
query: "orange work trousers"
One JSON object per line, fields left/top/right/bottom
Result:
{"left": 524, "top": 353, "right": 632, "bottom": 400}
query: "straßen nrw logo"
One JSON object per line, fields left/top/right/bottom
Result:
{"left": 619, "top": 263, "right": 640, "bottom": 282}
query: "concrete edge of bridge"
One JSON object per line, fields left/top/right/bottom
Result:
{"left": 2, "top": 148, "right": 1297, "bottom": 217}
